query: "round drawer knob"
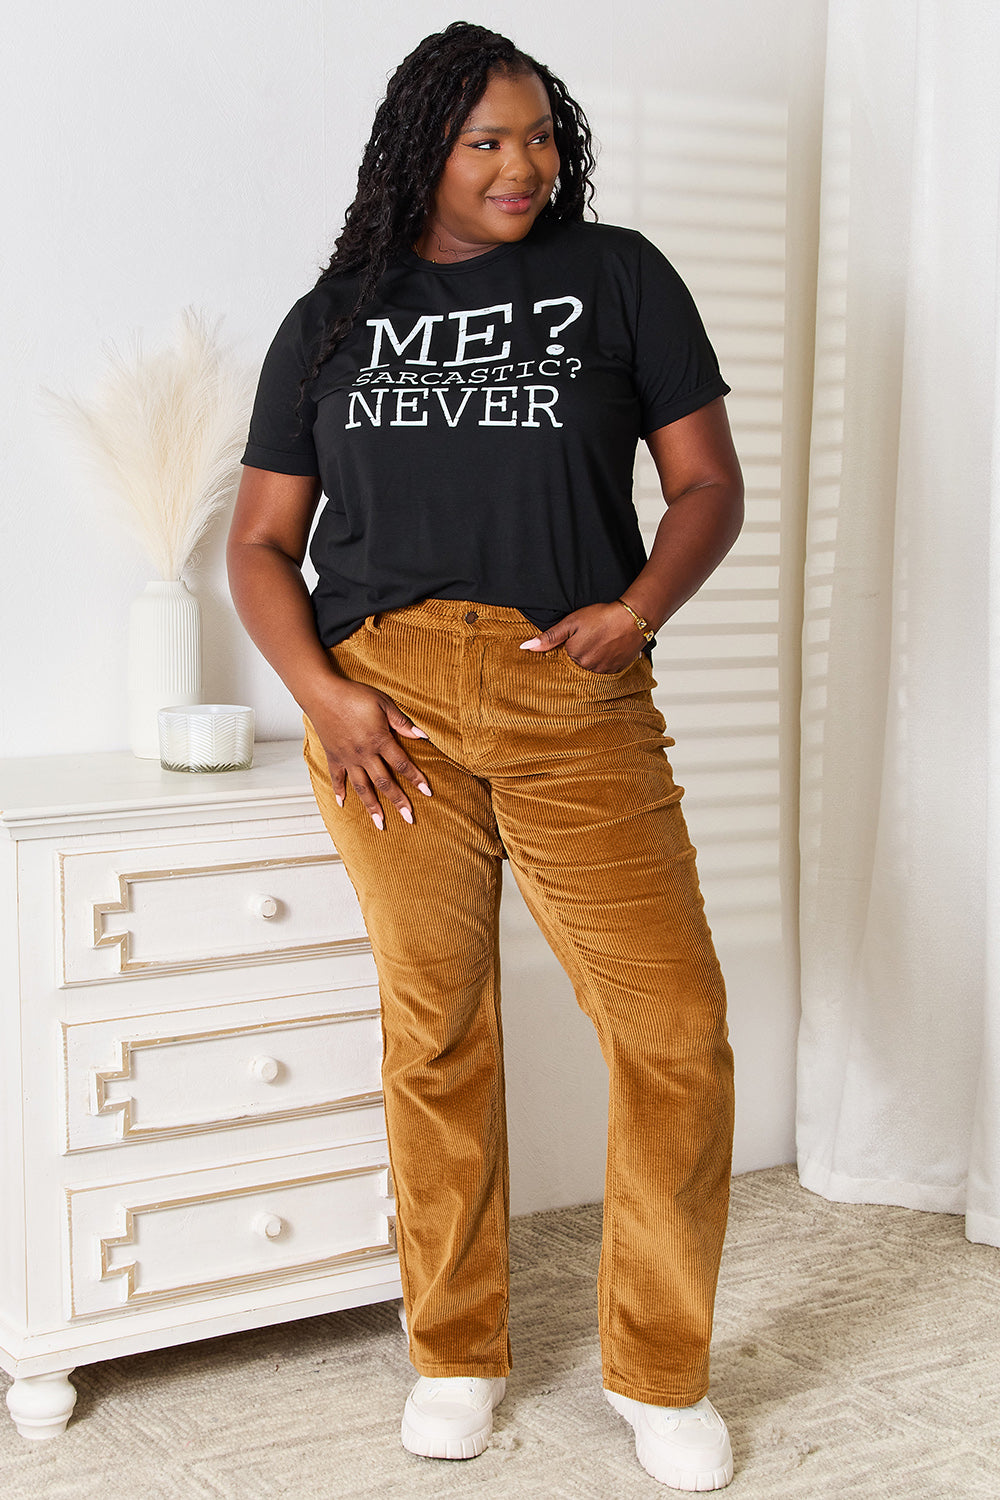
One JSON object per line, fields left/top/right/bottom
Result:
{"left": 250, "top": 894, "right": 279, "bottom": 919}
{"left": 250, "top": 1055, "right": 280, "bottom": 1083}
{"left": 252, "top": 1213, "right": 284, "bottom": 1240}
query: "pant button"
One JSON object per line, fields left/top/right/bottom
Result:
{"left": 464, "top": 610, "right": 478, "bottom": 624}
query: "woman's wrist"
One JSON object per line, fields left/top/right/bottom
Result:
{"left": 616, "top": 597, "right": 656, "bottom": 643}
{"left": 294, "top": 659, "right": 357, "bottom": 719}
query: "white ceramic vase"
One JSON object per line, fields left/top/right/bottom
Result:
{"left": 127, "top": 580, "right": 201, "bottom": 758}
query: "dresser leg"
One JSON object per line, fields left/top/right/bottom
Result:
{"left": 5, "top": 1369, "right": 78, "bottom": 1439}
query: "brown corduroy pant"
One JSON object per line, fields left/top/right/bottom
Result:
{"left": 303, "top": 599, "right": 734, "bottom": 1407}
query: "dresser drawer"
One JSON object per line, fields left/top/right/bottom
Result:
{"left": 66, "top": 1145, "right": 396, "bottom": 1318}
{"left": 61, "top": 990, "right": 383, "bottom": 1151}
{"left": 59, "top": 830, "right": 368, "bottom": 986}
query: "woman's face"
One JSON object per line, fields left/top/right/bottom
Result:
{"left": 416, "top": 69, "right": 560, "bottom": 261}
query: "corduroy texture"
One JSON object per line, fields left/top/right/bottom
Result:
{"left": 303, "top": 599, "right": 734, "bottom": 1408}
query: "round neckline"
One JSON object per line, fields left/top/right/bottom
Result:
{"left": 399, "top": 240, "right": 521, "bottom": 275}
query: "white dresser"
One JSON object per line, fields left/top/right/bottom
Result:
{"left": 0, "top": 743, "right": 400, "bottom": 1440}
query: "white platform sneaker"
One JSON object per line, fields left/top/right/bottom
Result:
{"left": 605, "top": 1389, "right": 734, "bottom": 1491}
{"left": 401, "top": 1375, "right": 507, "bottom": 1460}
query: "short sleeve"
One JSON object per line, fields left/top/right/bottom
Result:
{"left": 632, "top": 237, "right": 730, "bottom": 437}
{"left": 241, "top": 297, "right": 321, "bottom": 476}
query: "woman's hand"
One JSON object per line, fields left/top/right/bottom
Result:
{"left": 307, "top": 678, "right": 432, "bottom": 829}
{"left": 520, "top": 601, "right": 644, "bottom": 673}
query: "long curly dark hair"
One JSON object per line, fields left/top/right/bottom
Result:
{"left": 306, "top": 21, "right": 596, "bottom": 379}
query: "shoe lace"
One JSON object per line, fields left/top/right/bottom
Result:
{"left": 425, "top": 1377, "right": 484, "bottom": 1402}
{"left": 652, "top": 1399, "right": 716, "bottom": 1431}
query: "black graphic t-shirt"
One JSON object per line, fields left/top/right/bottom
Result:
{"left": 242, "top": 220, "right": 730, "bottom": 646}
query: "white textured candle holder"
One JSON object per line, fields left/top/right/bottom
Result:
{"left": 158, "top": 705, "right": 254, "bottom": 773}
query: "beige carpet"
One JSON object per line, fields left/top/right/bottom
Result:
{"left": 1, "top": 1165, "right": 998, "bottom": 1498}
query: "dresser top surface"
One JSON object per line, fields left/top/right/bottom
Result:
{"left": 0, "top": 740, "right": 313, "bottom": 831}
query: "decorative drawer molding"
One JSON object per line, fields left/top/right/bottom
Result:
{"left": 66, "top": 1150, "right": 396, "bottom": 1318}
{"left": 62, "top": 998, "right": 384, "bottom": 1151}
{"left": 59, "top": 831, "right": 368, "bottom": 986}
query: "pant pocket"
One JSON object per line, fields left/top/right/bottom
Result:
{"left": 559, "top": 648, "right": 652, "bottom": 687}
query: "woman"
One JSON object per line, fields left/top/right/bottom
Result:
{"left": 228, "top": 21, "right": 742, "bottom": 1492}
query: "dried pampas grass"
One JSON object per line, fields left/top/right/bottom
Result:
{"left": 51, "top": 309, "right": 254, "bottom": 581}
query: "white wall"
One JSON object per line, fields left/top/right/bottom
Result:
{"left": 3, "top": 0, "right": 826, "bottom": 1212}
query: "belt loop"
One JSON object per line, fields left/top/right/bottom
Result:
{"left": 364, "top": 613, "right": 382, "bottom": 634}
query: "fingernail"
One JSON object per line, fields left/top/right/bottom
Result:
{"left": 371, "top": 813, "right": 384, "bottom": 830}
{"left": 400, "top": 807, "right": 414, "bottom": 825}
{"left": 520, "top": 639, "right": 541, "bottom": 650}
{"left": 335, "top": 794, "right": 344, "bottom": 808}
{"left": 418, "top": 782, "right": 432, "bottom": 798}
{"left": 411, "top": 727, "right": 429, "bottom": 739}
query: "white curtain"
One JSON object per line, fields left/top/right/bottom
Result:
{"left": 796, "top": 0, "right": 1000, "bottom": 1246}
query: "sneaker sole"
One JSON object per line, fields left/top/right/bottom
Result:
{"left": 605, "top": 1390, "right": 734, "bottom": 1492}
{"left": 400, "top": 1418, "right": 492, "bottom": 1460}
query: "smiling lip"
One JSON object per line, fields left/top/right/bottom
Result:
{"left": 487, "top": 192, "right": 535, "bottom": 214}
